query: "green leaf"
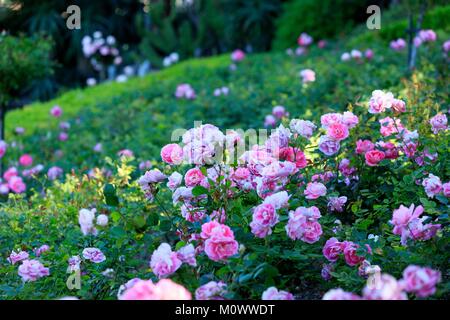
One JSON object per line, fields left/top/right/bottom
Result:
{"left": 192, "top": 185, "right": 209, "bottom": 197}
{"left": 103, "top": 184, "right": 119, "bottom": 206}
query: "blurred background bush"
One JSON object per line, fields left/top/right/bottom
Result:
{"left": 0, "top": 0, "right": 448, "bottom": 104}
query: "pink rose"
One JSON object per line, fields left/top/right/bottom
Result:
{"left": 264, "top": 114, "right": 277, "bottom": 128}
{"left": 82, "top": 247, "right": 105, "bottom": 263}
{"left": 120, "top": 279, "right": 191, "bottom": 300}
{"left": 323, "top": 237, "right": 344, "bottom": 262}
{"left": 262, "top": 191, "right": 290, "bottom": 209}
{"left": 343, "top": 241, "right": 365, "bottom": 266}
{"left": 47, "top": 166, "right": 63, "bottom": 180}
{"left": 0, "top": 140, "right": 7, "bottom": 158}
{"left": 250, "top": 203, "right": 279, "bottom": 238}
{"left": 272, "top": 105, "right": 287, "bottom": 119}
{"left": 326, "top": 123, "right": 349, "bottom": 141}
{"left": 8, "top": 176, "right": 26, "bottom": 193}
{"left": 262, "top": 287, "right": 294, "bottom": 300}
{"left": 299, "top": 69, "right": 315, "bottom": 83}
{"left": 365, "top": 149, "right": 385, "bottom": 166}
{"left": 184, "top": 168, "right": 205, "bottom": 187}
{"left": 422, "top": 174, "right": 442, "bottom": 198}
{"left": 320, "top": 113, "right": 343, "bottom": 129}
{"left": 8, "top": 250, "right": 29, "bottom": 265}
{"left": 342, "top": 111, "right": 359, "bottom": 128}
{"left": 392, "top": 99, "right": 406, "bottom": 112}
{"left": 175, "top": 84, "right": 196, "bottom": 99}
{"left": 195, "top": 281, "right": 227, "bottom": 300}
{"left": 318, "top": 135, "right": 340, "bottom": 156}
{"left": 150, "top": 243, "right": 182, "bottom": 278}
{"left": 167, "top": 172, "right": 183, "bottom": 191}
{"left": 4, "top": 166, "right": 18, "bottom": 181}
{"left": 304, "top": 182, "right": 327, "bottom": 199}
{"left": 232, "top": 167, "right": 250, "bottom": 181}
{"left": 443, "top": 182, "right": 450, "bottom": 197}
{"left": 176, "top": 244, "right": 197, "bottom": 267}
{"left": 323, "top": 288, "right": 361, "bottom": 300}
{"left": 58, "top": 132, "right": 68, "bottom": 141}
{"left": 356, "top": 140, "right": 375, "bottom": 154}
{"left": 368, "top": 90, "right": 394, "bottom": 114}
{"left": 18, "top": 259, "right": 50, "bottom": 282}
{"left": 363, "top": 274, "right": 407, "bottom": 300}
{"left": 231, "top": 49, "right": 245, "bottom": 62}
{"left": 50, "top": 105, "right": 62, "bottom": 117}
{"left": 289, "top": 119, "right": 316, "bottom": 138}
{"left": 161, "top": 144, "right": 184, "bottom": 165}
{"left": 204, "top": 234, "right": 238, "bottom": 262}
{"left": 429, "top": 113, "right": 448, "bottom": 134}
{"left": 402, "top": 265, "right": 441, "bottom": 298}
{"left": 19, "top": 154, "right": 33, "bottom": 167}
{"left": 297, "top": 32, "right": 313, "bottom": 46}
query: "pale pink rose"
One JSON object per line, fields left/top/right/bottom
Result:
{"left": 402, "top": 265, "right": 441, "bottom": 298}
{"left": 363, "top": 274, "right": 407, "bottom": 300}
{"left": 172, "top": 186, "right": 193, "bottom": 204}
{"left": 418, "top": 29, "right": 437, "bottom": 42}
{"left": 118, "top": 149, "right": 133, "bottom": 158}
{"left": 322, "top": 288, "right": 360, "bottom": 300}
{"left": 195, "top": 281, "right": 227, "bottom": 300}
{"left": 3, "top": 166, "right": 18, "bottom": 181}
{"left": 47, "top": 166, "right": 63, "bottom": 180}
{"left": 176, "top": 244, "right": 197, "bottom": 267}
{"left": 365, "top": 149, "right": 385, "bottom": 166}
{"left": 392, "top": 99, "right": 406, "bottom": 112}
{"left": 231, "top": 167, "right": 250, "bottom": 181}
{"left": 356, "top": 139, "right": 375, "bottom": 154}
{"left": 204, "top": 235, "right": 238, "bottom": 262}
{"left": 184, "top": 168, "right": 205, "bottom": 187}
{"left": 18, "top": 259, "right": 50, "bottom": 282}
{"left": 0, "top": 183, "right": 9, "bottom": 194}
{"left": 161, "top": 144, "right": 184, "bottom": 165}
{"left": 167, "top": 172, "right": 183, "bottom": 191}
{"left": 379, "top": 117, "right": 404, "bottom": 137}
{"left": 429, "top": 113, "right": 448, "bottom": 134}
{"left": 323, "top": 237, "right": 344, "bottom": 262}
{"left": 150, "top": 243, "right": 182, "bottom": 278}
{"left": 8, "top": 176, "right": 26, "bottom": 193}
{"left": 289, "top": 119, "right": 316, "bottom": 138}
{"left": 390, "top": 38, "right": 406, "bottom": 51}
{"left": 342, "top": 111, "right": 359, "bottom": 128}
{"left": 326, "top": 123, "right": 349, "bottom": 141}
{"left": 262, "top": 191, "right": 290, "bottom": 209}
{"left": 50, "top": 105, "right": 62, "bottom": 117}
{"left": 443, "top": 182, "right": 450, "bottom": 197}
{"left": 250, "top": 203, "right": 279, "bottom": 238}
{"left": 82, "top": 247, "right": 105, "bottom": 263}
{"left": 200, "top": 221, "right": 223, "bottom": 239}
{"left": 414, "top": 36, "right": 422, "bottom": 47}
{"left": 342, "top": 241, "right": 365, "bottom": 266}
{"left": 368, "top": 90, "right": 394, "bottom": 114}
{"left": 304, "top": 182, "right": 326, "bottom": 199}
{"left": 443, "top": 40, "right": 450, "bottom": 52}
{"left": 8, "top": 250, "right": 29, "bottom": 265}
{"left": 286, "top": 207, "right": 322, "bottom": 243}
{"left": 19, "top": 154, "right": 33, "bottom": 167}
{"left": 138, "top": 169, "right": 167, "bottom": 192}
{"left": 318, "top": 135, "right": 340, "bottom": 156}
{"left": 68, "top": 255, "right": 81, "bottom": 272}
{"left": 422, "top": 174, "right": 442, "bottom": 198}
{"left": 0, "top": 140, "right": 7, "bottom": 158}
{"left": 341, "top": 52, "right": 351, "bottom": 61}
{"left": 78, "top": 208, "right": 97, "bottom": 236}
{"left": 351, "top": 49, "right": 362, "bottom": 59}
{"left": 297, "top": 32, "right": 313, "bottom": 46}
{"left": 320, "top": 113, "right": 344, "bottom": 129}
{"left": 120, "top": 279, "right": 192, "bottom": 300}
{"left": 299, "top": 69, "right": 315, "bottom": 83}
{"left": 58, "top": 132, "right": 68, "bottom": 141}
{"left": 262, "top": 287, "right": 294, "bottom": 300}
{"left": 96, "top": 214, "right": 108, "bottom": 227}
{"left": 264, "top": 114, "right": 277, "bottom": 128}
{"left": 175, "top": 83, "right": 196, "bottom": 99}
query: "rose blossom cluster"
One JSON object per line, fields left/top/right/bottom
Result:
{"left": 79, "top": 208, "right": 109, "bottom": 236}
{"left": 323, "top": 265, "right": 441, "bottom": 300}
{"left": 1, "top": 167, "right": 26, "bottom": 194}
{"left": 414, "top": 29, "right": 437, "bottom": 47}
{"left": 341, "top": 49, "right": 373, "bottom": 62}
{"left": 7, "top": 247, "right": 50, "bottom": 282}
{"left": 422, "top": 173, "right": 450, "bottom": 198}
{"left": 149, "top": 242, "right": 196, "bottom": 278}
{"left": 390, "top": 204, "right": 441, "bottom": 246}
{"left": 390, "top": 38, "right": 407, "bottom": 51}
{"left": 175, "top": 83, "right": 196, "bottom": 99}
{"left": 318, "top": 111, "right": 358, "bottom": 156}
{"left": 322, "top": 237, "right": 367, "bottom": 267}
{"left": 286, "top": 206, "right": 323, "bottom": 243}
{"left": 368, "top": 90, "right": 406, "bottom": 114}
{"left": 82, "top": 32, "right": 122, "bottom": 71}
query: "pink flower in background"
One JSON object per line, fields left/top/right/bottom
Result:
{"left": 231, "top": 49, "right": 246, "bottom": 62}
{"left": 392, "top": 99, "right": 406, "bottom": 113}
{"left": 365, "top": 149, "right": 385, "bottom": 166}
{"left": 195, "top": 281, "right": 227, "bottom": 300}
{"left": 262, "top": 287, "right": 294, "bottom": 300}
{"left": 422, "top": 174, "right": 442, "bottom": 198}
{"left": 82, "top": 247, "right": 106, "bottom": 263}
{"left": 443, "top": 40, "right": 450, "bottom": 52}
{"left": 289, "top": 119, "right": 316, "bottom": 138}
{"left": 429, "top": 113, "right": 448, "bottom": 134}
{"left": 78, "top": 208, "right": 97, "bottom": 236}
{"left": 327, "top": 196, "right": 347, "bottom": 212}
{"left": 139, "top": 160, "right": 152, "bottom": 171}
{"left": 418, "top": 29, "right": 437, "bottom": 42}
{"left": 250, "top": 203, "right": 279, "bottom": 238}
{"left": 318, "top": 40, "right": 327, "bottom": 48}
{"left": 365, "top": 49, "right": 374, "bottom": 60}
{"left": 184, "top": 168, "right": 205, "bottom": 187}
{"left": 368, "top": 90, "right": 394, "bottom": 114}
{"left": 19, "top": 154, "right": 33, "bottom": 167}
{"left": 379, "top": 117, "right": 404, "bottom": 137}
{"left": 323, "top": 237, "right": 344, "bottom": 262}
{"left": 318, "top": 135, "right": 340, "bottom": 156}
{"left": 264, "top": 114, "right": 277, "bottom": 127}
{"left": 320, "top": 113, "right": 343, "bottom": 128}
{"left": 351, "top": 49, "right": 362, "bottom": 59}
{"left": 342, "top": 111, "right": 359, "bottom": 128}
{"left": 8, "top": 250, "right": 29, "bottom": 265}
{"left": 390, "top": 38, "right": 406, "bottom": 51}
{"left": 118, "top": 149, "right": 134, "bottom": 158}
{"left": 342, "top": 241, "right": 365, "bottom": 266}
{"left": 323, "top": 288, "right": 361, "bottom": 300}
{"left": 272, "top": 105, "right": 287, "bottom": 119}
{"left": 120, "top": 279, "right": 191, "bottom": 300}
{"left": 8, "top": 176, "right": 26, "bottom": 193}
{"left": 58, "top": 132, "right": 68, "bottom": 141}
{"left": 93, "top": 143, "right": 103, "bottom": 152}
{"left": 286, "top": 206, "right": 322, "bottom": 243}
{"left": 176, "top": 244, "right": 197, "bottom": 267}
{"left": 4, "top": 167, "right": 18, "bottom": 181}
{"left": 297, "top": 32, "right": 313, "bottom": 46}
{"left": 356, "top": 139, "right": 374, "bottom": 154}
{"left": 262, "top": 191, "right": 290, "bottom": 209}
{"left": 96, "top": 214, "right": 108, "bottom": 227}
{"left": 150, "top": 243, "right": 182, "bottom": 278}
{"left": 34, "top": 245, "right": 50, "bottom": 257}
{"left": 0, "top": 183, "right": 9, "bottom": 194}
{"left": 47, "top": 166, "right": 63, "bottom": 180}
{"left": 341, "top": 52, "right": 351, "bottom": 61}
{"left": 326, "top": 123, "right": 349, "bottom": 141}
{"left": 167, "top": 172, "right": 183, "bottom": 190}
{"left": 443, "top": 182, "right": 450, "bottom": 197}
{"left": 50, "top": 105, "right": 62, "bottom": 117}
{"left": 299, "top": 69, "right": 315, "bottom": 83}
{"left": 161, "top": 144, "right": 184, "bottom": 165}
{"left": 402, "top": 265, "right": 441, "bottom": 298}
{"left": 18, "top": 259, "right": 50, "bottom": 282}
{"left": 304, "top": 182, "right": 327, "bottom": 199}
{"left": 0, "top": 140, "right": 7, "bottom": 158}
